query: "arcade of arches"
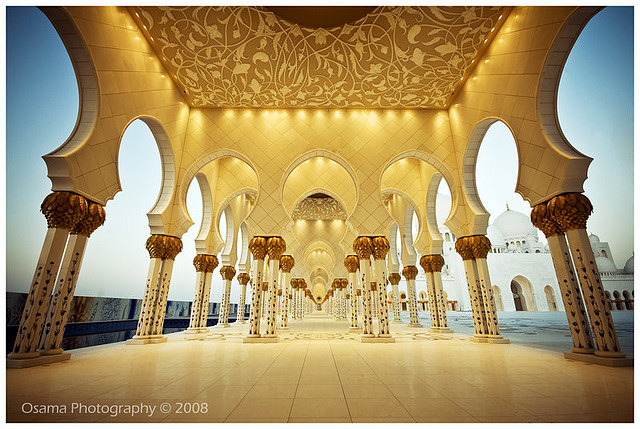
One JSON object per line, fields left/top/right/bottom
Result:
{"left": 6, "top": 5, "right": 633, "bottom": 424}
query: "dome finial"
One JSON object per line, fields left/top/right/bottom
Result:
{"left": 506, "top": 202, "right": 510, "bottom": 211}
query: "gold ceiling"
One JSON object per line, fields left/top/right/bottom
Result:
{"left": 132, "top": 6, "right": 507, "bottom": 109}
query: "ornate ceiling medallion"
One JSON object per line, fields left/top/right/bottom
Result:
{"left": 292, "top": 196, "right": 348, "bottom": 221}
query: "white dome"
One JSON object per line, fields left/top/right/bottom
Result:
{"left": 492, "top": 210, "right": 538, "bottom": 241}
{"left": 589, "top": 233, "right": 601, "bottom": 243}
{"left": 623, "top": 255, "right": 634, "bottom": 274}
{"left": 486, "top": 225, "right": 505, "bottom": 247}
{"left": 595, "top": 256, "right": 618, "bottom": 273}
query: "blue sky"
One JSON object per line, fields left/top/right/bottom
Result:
{"left": 5, "top": 6, "right": 634, "bottom": 300}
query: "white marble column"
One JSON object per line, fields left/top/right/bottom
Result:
{"left": 372, "top": 236, "right": 392, "bottom": 338}
{"left": 9, "top": 192, "right": 88, "bottom": 362}
{"left": 420, "top": 255, "right": 452, "bottom": 333}
{"left": 279, "top": 255, "right": 294, "bottom": 329}
{"left": 548, "top": 193, "right": 625, "bottom": 358}
{"left": 186, "top": 254, "right": 217, "bottom": 335}
{"left": 354, "top": 236, "right": 375, "bottom": 338}
{"left": 402, "top": 266, "right": 422, "bottom": 327}
{"left": 39, "top": 201, "right": 106, "bottom": 356}
{"left": 236, "top": 273, "right": 250, "bottom": 323}
{"left": 128, "top": 235, "right": 183, "bottom": 345}
{"left": 218, "top": 266, "right": 236, "bottom": 327}
{"left": 264, "top": 237, "right": 285, "bottom": 338}
{"left": 246, "top": 237, "right": 267, "bottom": 340}
{"left": 388, "top": 273, "right": 402, "bottom": 324}
{"left": 345, "top": 255, "right": 361, "bottom": 332}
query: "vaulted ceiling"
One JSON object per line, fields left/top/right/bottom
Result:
{"left": 130, "top": 6, "right": 509, "bottom": 109}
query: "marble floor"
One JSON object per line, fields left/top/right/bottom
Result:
{"left": 6, "top": 313, "right": 634, "bottom": 423}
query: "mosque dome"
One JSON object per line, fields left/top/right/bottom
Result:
{"left": 486, "top": 225, "right": 505, "bottom": 248}
{"left": 623, "top": 255, "right": 634, "bottom": 274}
{"left": 589, "top": 233, "right": 600, "bottom": 243}
{"left": 595, "top": 256, "right": 618, "bottom": 274}
{"left": 492, "top": 209, "right": 538, "bottom": 241}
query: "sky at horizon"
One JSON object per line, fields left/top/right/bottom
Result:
{"left": 5, "top": 6, "right": 635, "bottom": 302}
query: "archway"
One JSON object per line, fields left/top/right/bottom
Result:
{"left": 510, "top": 276, "right": 537, "bottom": 311}
{"left": 544, "top": 286, "right": 558, "bottom": 312}
{"left": 492, "top": 286, "right": 504, "bottom": 312}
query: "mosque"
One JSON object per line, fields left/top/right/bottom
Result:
{"left": 6, "top": 5, "right": 634, "bottom": 424}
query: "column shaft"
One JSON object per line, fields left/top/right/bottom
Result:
{"left": 280, "top": 272, "right": 291, "bottom": 328}
{"left": 425, "top": 273, "right": 440, "bottom": 329}
{"left": 546, "top": 234, "right": 594, "bottom": 353}
{"left": 132, "top": 258, "right": 164, "bottom": 339}
{"left": 392, "top": 283, "right": 401, "bottom": 323}
{"left": 375, "top": 259, "right": 391, "bottom": 336}
{"left": 219, "top": 279, "right": 232, "bottom": 326}
{"left": 247, "top": 258, "right": 265, "bottom": 337}
{"left": 566, "top": 229, "right": 624, "bottom": 357}
{"left": 265, "top": 259, "right": 279, "bottom": 337}
{"left": 348, "top": 272, "right": 359, "bottom": 328}
{"left": 462, "top": 259, "right": 487, "bottom": 336}
{"left": 237, "top": 277, "right": 248, "bottom": 323}
{"left": 187, "top": 270, "right": 208, "bottom": 332}
{"left": 475, "top": 258, "right": 503, "bottom": 338}
{"left": 432, "top": 271, "right": 450, "bottom": 329}
{"left": 359, "top": 260, "right": 374, "bottom": 336}
{"left": 10, "top": 228, "right": 70, "bottom": 358}
{"left": 39, "top": 234, "right": 89, "bottom": 354}
{"left": 150, "top": 259, "right": 175, "bottom": 337}
{"left": 406, "top": 278, "right": 421, "bottom": 326}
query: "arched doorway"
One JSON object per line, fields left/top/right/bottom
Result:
{"left": 510, "top": 276, "right": 537, "bottom": 311}
{"left": 511, "top": 282, "right": 524, "bottom": 311}
{"left": 544, "top": 286, "right": 558, "bottom": 311}
{"left": 492, "top": 286, "right": 504, "bottom": 312}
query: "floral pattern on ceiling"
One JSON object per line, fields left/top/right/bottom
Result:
{"left": 291, "top": 196, "right": 347, "bottom": 221}
{"left": 134, "top": 6, "right": 505, "bottom": 108}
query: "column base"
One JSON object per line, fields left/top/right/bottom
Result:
{"left": 564, "top": 351, "right": 633, "bottom": 367}
{"left": 469, "top": 335, "right": 487, "bottom": 343}
{"left": 348, "top": 327, "right": 363, "bottom": 334}
{"left": 571, "top": 346, "right": 595, "bottom": 354}
{"left": 361, "top": 336, "right": 396, "bottom": 343}
{"left": 278, "top": 326, "right": 290, "bottom": 331}
{"left": 594, "top": 350, "right": 627, "bottom": 358}
{"left": 126, "top": 337, "right": 151, "bottom": 345}
{"left": 429, "top": 327, "right": 453, "bottom": 334}
{"left": 428, "top": 327, "right": 454, "bottom": 334}
{"left": 392, "top": 320, "right": 404, "bottom": 324}
{"left": 215, "top": 323, "right": 230, "bottom": 328}
{"left": 7, "top": 351, "right": 40, "bottom": 360}
{"left": 407, "top": 323, "right": 423, "bottom": 328}
{"left": 148, "top": 336, "right": 168, "bottom": 344}
{"left": 234, "top": 319, "right": 247, "bottom": 324}
{"left": 7, "top": 352, "right": 71, "bottom": 368}
{"left": 184, "top": 328, "right": 209, "bottom": 335}
{"left": 243, "top": 337, "right": 278, "bottom": 343}
{"left": 469, "top": 335, "right": 509, "bottom": 344}
{"left": 40, "top": 348, "right": 65, "bottom": 356}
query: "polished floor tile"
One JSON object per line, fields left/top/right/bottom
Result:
{"left": 6, "top": 313, "right": 634, "bottom": 423}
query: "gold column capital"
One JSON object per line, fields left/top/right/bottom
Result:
{"left": 372, "top": 236, "right": 390, "bottom": 260}
{"left": 531, "top": 202, "right": 564, "bottom": 237}
{"left": 419, "top": 255, "right": 432, "bottom": 273}
{"left": 279, "top": 254, "right": 295, "bottom": 273}
{"left": 388, "top": 273, "right": 401, "bottom": 285}
{"left": 41, "top": 191, "right": 88, "bottom": 230}
{"left": 261, "top": 282, "right": 269, "bottom": 291}
{"left": 402, "top": 265, "right": 418, "bottom": 280}
{"left": 429, "top": 254, "right": 445, "bottom": 272}
{"left": 71, "top": 201, "right": 106, "bottom": 237}
{"left": 356, "top": 289, "right": 362, "bottom": 296}
{"left": 344, "top": 255, "right": 360, "bottom": 273}
{"left": 266, "top": 236, "right": 286, "bottom": 260}
{"left": 420, "top": 254, "right": 445, "bottom": 272}
{"left": 547, "top": 192, "right": 592, "bottom": 232}
{"left": 455, "top": 235, "right": 490, "bottom": 260}
{"left": 353, "top": 236, "right": 373, "bottom": 260}
{"left": 192, "top": 254, "right": 217, "bottom": 272}
{"left": 248, "top": 236, "right": 268, "bottom": 260}
{"left": 370, "top": 281, "right": 377, "bottom": 291}
{"left": 146, "top": 234, "right": 183, "bottom": 260}
{"left": 220, "top": 265, "right": 236, "bottom": 280}
{"left": 237, "top": 273, "right": 251, "bottom": 285}
{"left": 339, "top": 278, "right": 348, "bottom": 289}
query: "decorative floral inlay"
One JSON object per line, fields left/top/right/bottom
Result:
{"left": 133, "top": 6, "right": 505, "bottom": 108}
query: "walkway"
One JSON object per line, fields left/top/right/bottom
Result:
{"left": 6, "top": 313, "right": 633, "bottom": 423}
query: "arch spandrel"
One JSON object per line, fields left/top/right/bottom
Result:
{"left": 40, "top": 7, "right": 190, "bottom": 208}
{"left": 448, "top": 6, "right": 598, "bottom": 207}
